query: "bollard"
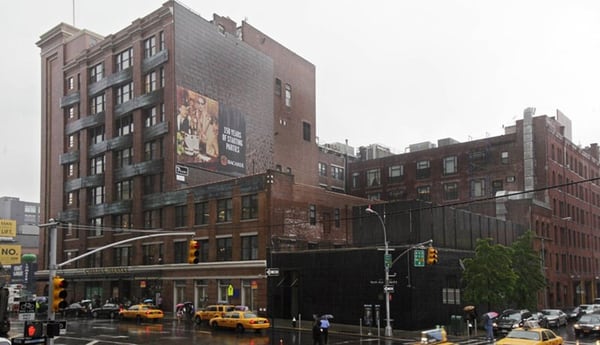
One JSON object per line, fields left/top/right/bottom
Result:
{"left": 279, "top": 338, "right": 283, "bottom": 345}
{"left": 292, "top": 317, "right": 297, "bottom": 328}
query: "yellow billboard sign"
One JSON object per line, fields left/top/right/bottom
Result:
{"left": 0, "top": 220, "right": 16, "bottom": 238}
{"left": 0, "top": 245, "right": 21, "bottom": 265}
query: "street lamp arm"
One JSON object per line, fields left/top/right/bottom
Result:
{"left": 391, "top": 239, "right": 433, "bottom": 266}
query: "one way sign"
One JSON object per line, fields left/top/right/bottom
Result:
{"left": 265, "top": 268, "right": 280, "bottom": 276}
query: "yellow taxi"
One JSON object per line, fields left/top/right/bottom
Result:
{"left": 118, "top": 304, "right": 164, "bottom": 322}
{"left": 194, "top": 304, "right": 234, "bottom": 325}
{"left": 496, "top": 327, "right": 563, "bottom": 345}
{"left": 209, "top": 310, "right": 270, "bottom": 332}
{"left": 414, "top": 327, "right": 455, "bottom": 345}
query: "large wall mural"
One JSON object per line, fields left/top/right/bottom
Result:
{"left": 176, "top": 86, "right": 246, "bottom": 174}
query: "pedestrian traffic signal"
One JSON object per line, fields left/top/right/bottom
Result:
{"left": 427, "top": 247, "right": 438, "bottom": 265}
{"left": 24, "top": 321, "right": 43, "bottom": 338}
{"left": 52, "top": 276, "right": 68, "bottom": 312}
{"left": 188, "top": 240, "right": 200, "bottom": 264}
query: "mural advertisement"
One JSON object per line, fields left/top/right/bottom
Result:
{"left": 176, "top": 86, "right": 246, "bottom": 174}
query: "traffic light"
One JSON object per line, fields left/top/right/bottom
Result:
{"left": 427, "top": 247, "right": 439, "bottom": 265}
{"left": 24, "top": 321, "right": 43, "bottom": 338}
{"left": 188, "top": 240, "right": 200, "bottom": 264}
{"left": 52, "top": 276, "right": 68, "bottom": 312}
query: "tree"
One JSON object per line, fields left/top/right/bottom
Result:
{"left": 509, "top": 230, "right": 546, "bottom": 310}
{"left": 462, "top": 238, "right": 517, "bottom": 310}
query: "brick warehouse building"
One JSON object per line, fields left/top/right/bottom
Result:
{"left": 35, "top": 1, "right": 341, "bottom": 312}
{"left": 347, "top": 108, "right": 600, "bottom": 309}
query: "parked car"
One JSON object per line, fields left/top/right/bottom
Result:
{"left": 91, "top": 303, "right": 121, "bottom": 319}
{"left": 573, "top": 313, "right": 600, "bottom": 337}
{"left": 563, "top": 306, "right": 584, "bottom": 321}
{"left": 530, "top": 312, "right": 549, "bottom": 329}
{"left": 494, "top": 309, "right": 533, "bottom": 335}
{"left": 118, "top": 304, "right": 163, "bottom": 322}
{"left": 496, "top": 327, "right": 563, "bottom": 345}
{"left": 541, "top": 309, "right": 567, "bottom": 328}
{"left": 208, "top": 311, "right": 270, "bottom": 332}
{"left": 61, "top": 302, "right": 90, "bottom": 317}
{"left": 194, "top": 304, "right": 234, "bottom": 325}
{"left": 579, "top": 304, "right": 600, "bottom": 314}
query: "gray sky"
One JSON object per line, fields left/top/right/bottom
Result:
{"left": 2, "top": 0, "right": 599, "bottom": 202}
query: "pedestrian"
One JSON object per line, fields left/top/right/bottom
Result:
{"left": 484, "top": 314, "right": 494, "bottom": 341}
{"left": 320, "top": 316, "right": 330, "bottom": 345}
{"left": 312, "top": 316, "right": 323, "bottom": 345}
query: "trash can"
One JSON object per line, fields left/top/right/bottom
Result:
{"left": 450, "top": 315, "right": 463, "bottom": 335}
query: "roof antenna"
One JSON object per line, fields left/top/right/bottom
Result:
{"left": 72, "top": 0, "right": 76, "bottom": 26}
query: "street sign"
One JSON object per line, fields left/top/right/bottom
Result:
{"left": 18, "top": 301, "right": 35, "bottom": 321}
{"left": 414, "top": 249, "right": 425, "bottom": 267}
{"left": 384, "top": 253, "right": 392, "bottom": 268}
{"left": 265, "top": 268, "right": 280, "bottom": 276}
{"left": 383, "top": 286, "right": 394, "bottom": 293}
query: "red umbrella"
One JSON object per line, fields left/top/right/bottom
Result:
{"left": 485, "top": 311, "right": 498, "bottom": 319}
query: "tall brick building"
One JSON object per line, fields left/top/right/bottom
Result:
{"left": 348, "top": 108, "right": 600, "bottom": 309}
{"left": 35, "top": 1, "right": 343, "bottom": 312}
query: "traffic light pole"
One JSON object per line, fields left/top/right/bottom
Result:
{"left": 366, "top": 207, "right": 434, "bottom": 337}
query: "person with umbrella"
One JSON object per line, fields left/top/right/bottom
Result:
{"left": 320, "top": 314, "right": 333, "bottom": 345}
{"left": 484, "top": 312, "right": 497, "bottom": 341}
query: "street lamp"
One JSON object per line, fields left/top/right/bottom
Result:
{"left": 365, "top": 207, "right": 393, "bottom": 337}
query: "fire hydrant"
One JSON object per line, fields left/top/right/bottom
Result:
{"left": 292, "top": 317, "right": 297, "bottom": 328}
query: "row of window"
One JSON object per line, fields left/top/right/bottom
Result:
{"left": 274, "top": 78, "right": 292, "bottom": 107}
{"left": 318, "top": 162, "right": 344, "bottom": 180}
{"left": 550, "top": 142, "right": 600, "bottom": 181}
{"left": 63, "top": 233, "right": 258, "bottom": 268}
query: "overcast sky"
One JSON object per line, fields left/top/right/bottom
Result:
{"left": 2, "top": 0, "right": 600, "bottom": 203}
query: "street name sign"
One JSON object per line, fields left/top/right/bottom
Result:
{"left": 265, "top": 268, "right": 280, "bottom": 276}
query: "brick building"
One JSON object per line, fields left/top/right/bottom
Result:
{"left": 347, "top": 108, "right": 600, "bottom": 309}
{"left": 35, "top": 1, "right": 341, "bottom": 312}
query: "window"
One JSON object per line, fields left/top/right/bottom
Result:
{"left": 319, "top": 163, "right": 327, "bottom": 177}
{"left": 90, "top": 94, "right": 105, "bottom": 114}
{"left": 275, "top": 78, "right": 282, "bottom": 96}
{"left": 367, "top": 193, "right": 381, "bottom": 200}
{"left": 417, "top": 185, "right": 431, "bottom": 201}
{"left": 86, "top": 248, "right": 103, "bottom": 266}
{"left": 116, "top": 82, "right": 133, "bottom": 104}
{"left": 241, "top": 235, "right": 258, "bottom": 260}
{"left": 159, "top": 31, "right": 165, "bottom": 51}
{"left": 175, "top": 205, "right": 187, "bottom": 227}
{"left": 217, "top": 199, "right": 232, "bottom": 223}
{"left": 114, "top": 147, "right": 133, "bottom": 169}
{"left": 501, "top": 151, "right": 509, "bottom": 164}
{"left": 144, "top": 104, "right": 164, "bottom": 127}
{"left": 144, "top": 209, "right": 162, "bottom": 229}
{"left": 352, "top": 172, "right": 360, "bottom": 188}
{"left": 194, "top": 202, "right": 209, "bottom": 225}
{"left": 198, "top": 239, "right": 209, "bottom": 262}
{"left": 217, "top": 237, "right": 232, "bottom": 261}
{"left": 442, "top": 288, "right": 461, "bottom": 305}
{"left": 174, "top": 241, "right": 187, "bottom": 263}
{"left": 89, "top": 125, "right": 105, "bottom": 145}
{"left": 90, "top": 155, "right": 105, "bottom": 175}
{"left": 66, "top": 163, "right": 75, "bottom": 177}
{"left": 89, "top": 217, "right": 103, "bottom": 237}
{"left": 115, "top": 47, "right": 133, "bottom": 71}
{"left": 142, "top": 243, "right": 163, "bottom": 265}
{"left": 65, "top": 106, "right": 76, "bottom": 119}
{"left": 143, "top": 174, "right": 164, "bottom": 195}
{"left": 303, "top": 122, "right": 311, "bottom": 141}
{"left": 116, "top": 114, "right": 134, "bottom": 136}
{"left": 331, "top": 166, "right": 344, "bottom": 180}
{"left": 416, "top": 160, "right": 431, "bottom": 179}
{"left": 492, "top": 179, "right": 503, "bottom": 195}
{"left": 89, "top": 186, "right": 105, "bottom": 205}
{"left": 113, "top": 214, "right": 132, "bottom": 232}
{"left": 67, "top": 135, "right": 75, "bottom": 148}
{"left": 443, "top": 182, "right": 458, "bottom": 200}
{"left": 67, "top": 77, "right": 74, "bottom": 90}
{"left": 145, "top": 71, "right": 157, "bottom": 93}
{"left": 115, "top": 180, "right": 132, "bottom": 201}
{"left": 443, "top": 156, "right": 458, "bottom": 175}
{"left": 66, "top": 192, "right": 74, "bottom": 205}
{"left": 389, "top": 165, "right": 404, "bottom": 183}
{"left": 144, "top": 36, "right": 156, "bottom": 58}
{"left": 241, "top": 194, "right": 258, "bottom": 220}
{"left": 367, "top": 169, "right": 380, "bottom": 187}
{"left": 309, "top": 204, "right": 316, "bottom": 225}
{"left": 471, "top": 179, "right": 486, "bottom": 197}
{"left": 90, "top": 63, "right": 103, "bottom": 83}
{"left": 334, "top": 208, "right": 340, "bottom": 227}
{"left": 113, "top": 246, "right": 130, "bottom": 266}
{"left": 144, "top": 139, "right": 163, "bottom": 160}
{"left": 284, "top": 83, "right": 292, "bottom": 107}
